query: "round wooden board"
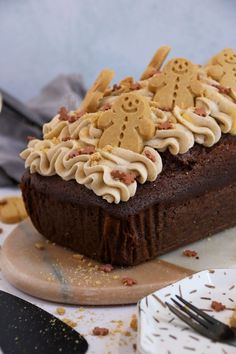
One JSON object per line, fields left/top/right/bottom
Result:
{"left": 1, "top": 219, "right": 193, "bottom": 305}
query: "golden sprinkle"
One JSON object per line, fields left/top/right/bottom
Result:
{"left": 130, "top": 315, "right": 138, "bottom": 331}
{"left": 63, "top": 318, "right": 77, "bottom": 328}
{"left": 56, "top": 307, "right": 65, "bottom": 316}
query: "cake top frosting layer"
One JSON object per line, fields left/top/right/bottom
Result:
{"left": 20, "top": 47, "right": 236, "bottom": 203}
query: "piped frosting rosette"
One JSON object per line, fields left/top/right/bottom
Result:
{"left": 202, "top": 86, "right": 236, "bottom": 135}
{"left": 43, "top": 112, "right": 102, "bottom": 147}
{"left": 146, "top": 116, "right": 195, "bottom": 155}
{"left": 20, "top": 140, "right": 162, "bottom": 203}
{"left": 173, "top": 106, "right": 222, "bottom": 147}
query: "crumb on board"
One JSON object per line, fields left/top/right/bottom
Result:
{"left": 34, "top": 242, "right": 45, "bottom": 250}
{"left": 182, "top": 249, "right": 198, "bottom": 257}
{"left": 122, "top": 277, "right": 137, "bottom": 286}
{"left": 99, "top": 264, "right": 114, "bottom": 273}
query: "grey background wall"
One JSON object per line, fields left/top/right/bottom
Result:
{"left": 0, "top": 0, "right": 235, "bottom": 102}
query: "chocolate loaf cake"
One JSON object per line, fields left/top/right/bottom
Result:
{"left": 21, "top": 134, "right": 236, "bottom": 265}
{"left": 20, "top": 46, "right": 236, "bottom": 266}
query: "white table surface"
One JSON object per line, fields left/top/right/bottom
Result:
{"left": 0, "top": 187, "right": 137, "bottom": 354}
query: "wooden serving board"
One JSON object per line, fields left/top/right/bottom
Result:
{"left": 1, "top": 219, "right": 236, "bottom": 305}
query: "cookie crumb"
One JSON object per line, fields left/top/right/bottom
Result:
{"left": 130, "top": 314, "right": 138, "bottom": 331}
{"left": 144, "top": 149, "right": 156, "bottom": 162}
{"left": 122, "top": 277, "right": 137, "bottom": 286}
{"left": 56, "top": 307, "right": 65, "bottom": 316}
{"left": 58, "top": 107, "right": 69, "bottom": 121}
{"left": 183, "top": 249, "right": 198, "bottom": 257}
{"left": 211, "top": 301, "right": 226, "bottom": 312}
{"left": 194, "top": 107, "right": 207, "bottom": 117}
{"left": 111, "top": 170, "right": 136, "bottom": 186}
{"left": 34, "top": 242, "right": 45, "bottom": 250}
{"left": 124, "top": 331, "right": 131, "bottom": 337}
{"left": 157, "top": 120, "right": 173, "bottom": 130}
{"left": 212, "top": 84, "right": 231, "bottom": 95}
{"left": 92, "top": 327, "right": 109, "bottom": 336}
{"left": 99, "top": 264, "right": 114, "bottom": 273}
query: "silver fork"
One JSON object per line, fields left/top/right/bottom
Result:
{"left": 166, "top": 295, "right": 236, "bottom": 347}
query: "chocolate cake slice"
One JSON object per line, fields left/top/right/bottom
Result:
{"left": 21, "top": 134, "right": 236, "bottom": 266}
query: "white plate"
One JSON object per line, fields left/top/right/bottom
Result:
{"left": 138, "top": 269, "right": 236, "bottom": 354}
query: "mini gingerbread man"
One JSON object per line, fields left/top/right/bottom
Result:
{"left": 149, "top": 58, "right": 203, "bottom": 111}
{"left": 78, "top": 69, "right": 115, "bottom": 113}
{"left": 207, "top": 48, "right": 236, "bottom": 91}
{"left": 97, "top": 93, "right": 155, "bottom": 153}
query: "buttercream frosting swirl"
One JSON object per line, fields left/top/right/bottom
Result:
{"left": 21, "top": 142, "right": 161, "bottom": 203}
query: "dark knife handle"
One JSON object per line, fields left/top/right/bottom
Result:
{"left": 0, "top": 290, "right": 88, "bottom": 354}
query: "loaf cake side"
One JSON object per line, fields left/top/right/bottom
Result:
{"left": 21, "top": 134, "right": 236, "bottom": 266}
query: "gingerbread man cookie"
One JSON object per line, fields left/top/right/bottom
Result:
{"left": 207, "top": 48, "right": 236, "bottom": 91}
{"left": 78, "top": 69, "right": 115, "bottom": 113}
{"left": 149, "top": 58, "right": 203, "bottom": 111}
{"left": 140, "top": 46, "right": 171, "bottom": 80}
{"left": 97, "top": 93, "right": 155, "bottom": 153}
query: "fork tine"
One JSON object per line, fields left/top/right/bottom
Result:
{"left": 166, "top": 302, "right": 216, "bottom": 339}
{"left": 171, "top": 298, "right": 208, "bottom": 328}
{"left": 175, "top": 295, "right": 225, "bottom": 326}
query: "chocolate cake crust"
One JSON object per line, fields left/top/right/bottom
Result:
{"left": 21, "top": 134, "right": 236, "bottom": 266}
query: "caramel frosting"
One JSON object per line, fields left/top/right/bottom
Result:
{"left": 20, "top": 46, "right": 236, "bottom": 203}
{"left": 21, "top": 141, "right": 161, "bottom": 203}
{"left": 43, "top": 112, "right": 102, "bottom": 147}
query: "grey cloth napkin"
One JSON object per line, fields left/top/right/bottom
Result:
{"left": 0, "top": 74, "right": 86, "bottom": 186}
